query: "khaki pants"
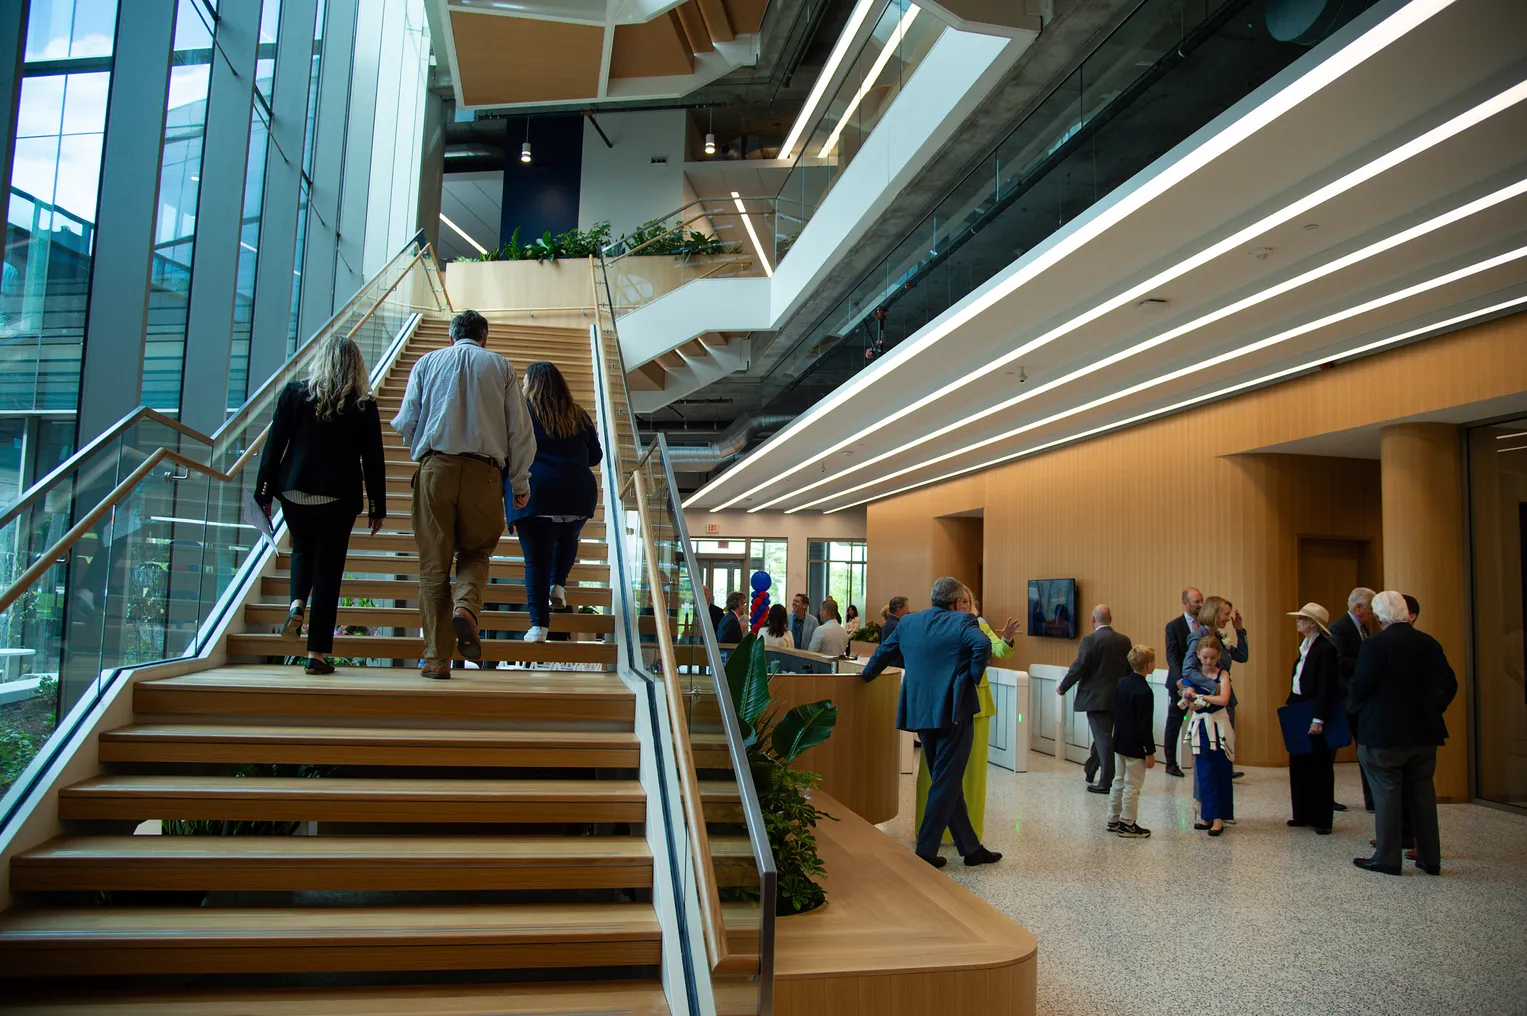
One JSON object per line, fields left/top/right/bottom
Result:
{"left": 411, "top": 454, "right": 505, "bottom": 666}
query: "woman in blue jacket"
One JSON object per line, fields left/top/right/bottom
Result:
{"left": 510, "top": 361, "right": 603, "bottom": 642}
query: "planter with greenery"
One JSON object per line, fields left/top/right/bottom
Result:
{"left": 456, "top": 218, "right": 741, "bottom": 264}
{"left": 723, "top": 633, "right": 839, "bottom": 915}
{"left": 849, "top": 622, "right": 882, "bottom": 644}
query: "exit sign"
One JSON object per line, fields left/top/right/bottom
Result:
{"left": 706, "top": 523, "right": 719, "bottom": 534}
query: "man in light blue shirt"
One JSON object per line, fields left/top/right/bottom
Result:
{"left": 391, "top": 309, "right": 536, "bottom": 677}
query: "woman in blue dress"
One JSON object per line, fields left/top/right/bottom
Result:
{"left": 1182, "top": 637, "right": 1235, "bottom": 836}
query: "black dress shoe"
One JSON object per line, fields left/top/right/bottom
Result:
{"left": 1231, "top": 771, "right": 1245, "bottom": 780}
{"left": 964, "top": 848, "right": 1002, "bottom": 866}
{"left": 1352, "top": 857, "right": 1402, "bottom": 876}
{"left": 1414, "top": 860, "right": 1440, "bottom": 876}
{"left": 1165, "top": 764, "right": 1185, "bottom": 778}
{"left": 920, "top": 853, "right": 947, "bottom": 869}
{"left": 1332, "top": 801, "right": 1348, "bottom": 812}
{"left": 1314, "top": 827, "right": 1332, "bottom": 835}
{"left": 1086, "top": 784, "right": 1109, "bottom": 795}
{"left": 304, "top": 657, "right": 335, "bottom": 675}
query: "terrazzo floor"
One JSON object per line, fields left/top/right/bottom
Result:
{"left": 875, "top": 752, "right": 1527, "bottom": 1016}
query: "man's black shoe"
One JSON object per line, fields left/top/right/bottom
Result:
{"left": 1314, "top": 827, "right": 1332, "bottom": 835}
{"left": 1352, "top": 857, "right": 1402, "bottom": 876}
{"left": 1332, "top": 801, "right": 1349, "bottom": 812}
{"left": 964, "top": 848, "right": 1002, "bottom": 866}
{"left": 1415, "top": 860, "right": 1440, "bottom": 876}
{"left": 1164, "top": 764, "right": 1185, "bottom": 778}
{"left": 920, "top": 853, "right": 947, "bottom": 868}
{"left": 1086, "top": 784, "right": 1109, "bottom": 795}
{"left": 1231, "top": 771, "right": 1245, "bottom": 780}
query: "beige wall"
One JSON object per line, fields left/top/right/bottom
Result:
{"left": 864, "top": 310, "right": 1527, "bottom": 792}
{"left": 685, "top": 508, "right": 867, "bottom": 604}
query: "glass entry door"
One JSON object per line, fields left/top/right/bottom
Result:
{"left": 702, "top": 558, "right": 747, "bottom": 610}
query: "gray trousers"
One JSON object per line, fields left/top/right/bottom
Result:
{"left": 1086, "top": 710, "right": 1116, "bottom": 789}
{"left": 1358, "top": 744, "right": 1441, "bottom": 869}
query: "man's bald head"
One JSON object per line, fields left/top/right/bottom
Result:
{"left": 1092, "top": 604, "right": 1112, "bottom": 627}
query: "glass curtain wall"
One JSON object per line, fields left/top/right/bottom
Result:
{"left": 2, "top": 0, "right": 117, "bottom": 417}
{"left": 1468, "top": 416, "right": 1527, "bottom": 809}
{"left": 807, "top": 539, "right": 867, "bottom": 625}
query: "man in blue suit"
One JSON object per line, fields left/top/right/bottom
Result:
{"left": 861, "top": 576, "right": 1003, "bottom": 869}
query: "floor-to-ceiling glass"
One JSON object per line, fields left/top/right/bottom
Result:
{"left": 1467, "top": 415, "right": 1527, "bottom": 809}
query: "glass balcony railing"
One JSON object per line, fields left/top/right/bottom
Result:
{"left": 759, "top": 0, "right": 1385, "bottom": 417}
{"left": 0, "top": 232, "right": 450, "bottom": 806}
{"left": 591, "top": 258, "right": 777, "bottom": 1012}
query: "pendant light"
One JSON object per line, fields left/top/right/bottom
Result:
{"left": 520, "top": 117, "right": 532, "bottom": 164}
{"left": 704, "top": 108, "right": 716, "bottom": 156}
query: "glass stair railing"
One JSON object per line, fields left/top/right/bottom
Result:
{"left": 0, "top": 232, "right": 451, "bottom": 814}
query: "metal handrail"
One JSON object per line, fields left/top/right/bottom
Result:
{"left": 0, "top": 238, "right": 449, "bottom": 618}
{"left": 0, "top": 234, "right": 442, "bottom": 534}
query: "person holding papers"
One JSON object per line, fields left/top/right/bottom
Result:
{"left": 1283, "top": 603, "right": 1341, "bottom": 835}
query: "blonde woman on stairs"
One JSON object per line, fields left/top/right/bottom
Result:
{"left": 255, "top": 335, "right": 387, "bottom": 675}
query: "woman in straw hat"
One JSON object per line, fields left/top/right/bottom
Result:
{"left": 1285, "top": 602, "right": 1342, "bottom": 834}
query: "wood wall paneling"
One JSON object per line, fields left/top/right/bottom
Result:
{"left": 610, "top": 13, "right": 696, "bottom": 80}
{"left": 1380, "top": 423, "right": 1470, "bottom": 801}
{"left": 697, "top": 0, "right": 734, "bottom": 42}
{"left": 1297, "top": 536, "right": 1377, "bottom": 762}
{"left": 675, "top": 1, "right": 715, "bottom": 53}
{"left": 449, "top": 13, "right": 604, "bottom": 106}
{"left": 767, "top": 671, "right": 899, "bottom": 823}
{"left": 722, "top": 0, "right": 767, "bottom": 35}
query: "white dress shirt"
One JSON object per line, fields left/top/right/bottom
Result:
{"left": 390, "top": 339, "right": 536, "bottom": 496}
{"left": 809, "top": 619, "right": 850, "bottom": 657}
{"left": 1291, "top": 635, "right": 1313, "bottom": 695}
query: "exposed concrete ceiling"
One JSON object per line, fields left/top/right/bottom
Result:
{"left": 682, "top": 0, "right": 1527, "bottom": 514}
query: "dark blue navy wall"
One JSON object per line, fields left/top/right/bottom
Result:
{"left": 501, "top": 115, "right": 582, "bottom": 244}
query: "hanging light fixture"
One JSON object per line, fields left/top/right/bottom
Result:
{"left": 704, "top": 107, "right": 716, "bottom": 156}
{"left": 520, "top": 118, "right": 532, "bottom": 164}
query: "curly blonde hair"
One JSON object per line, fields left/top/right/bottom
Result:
{"left": 304, "top": 335, "right": 372, "bottom": 420}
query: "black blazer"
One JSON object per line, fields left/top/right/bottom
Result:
{"left": 1112, "top": 672, "right": 1156, "bottom": 758}
{"left": 1327, "top": 612, "right": 1365, "bottom": 705}
{"left": 1287, "top": 632, "right": 1341, "bottom": 724}
{"left": 1164, "top": 614, "right": 1191, "bottom": 693}
{"left": 1059, "top": 626, "right": 1133, "bottom": 712}
{"left": 256, "top": 381, "right": 386, "bottom": 519}
{"left": 1348, "top": 623, "right": 1457, "bottom": 748}
{"left": 507, "top": 408, "right": 603, "bottom": 526}
{"left": 716, "top": 611, "right": 744, "bottom": 645}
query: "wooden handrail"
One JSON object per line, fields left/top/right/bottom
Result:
{"left": 343, "top": 247, "right": 430, "bottom": 341}
{"left": 631, "top": 469, "right": 730, "bottom": 973}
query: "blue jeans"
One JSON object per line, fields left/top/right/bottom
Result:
{"left": 514, "top": 516, "right": 585, "bottom": 627}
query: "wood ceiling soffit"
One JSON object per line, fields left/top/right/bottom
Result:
{"left": 676, "top": 1, "right": 716, "bottom": 53}
{"left": 721, "top": 0, "right": 765, "bottom": 35}
{"left": 697, "top": 0, "right": 734, "bottom": 42}
{"left": 610, "top": 11, "right": 696, "bottom": 79}
{"left": 450, "top": 11, "right": 604, "bottom": 106}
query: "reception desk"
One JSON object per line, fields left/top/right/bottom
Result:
{"left": 762, "top": 649, "right": 901, "bottom": 825}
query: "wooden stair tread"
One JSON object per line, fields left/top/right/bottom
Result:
{"left": 269, "top": 553, "right": 608, "bottom": 581}
{"left": 226, "top": 633, "right": 618, "bottom": 664}
{"left": 244, "top": 604, "right": 617, "bottom": 632}
{"left": 63, "top": 775, "right": 646, "bottom": 801}
{"left": 139, "top": 669, "right": 632, "bottom": 698}
{"left": 261, "top": 577, "right": 615, "bottom": 606}
{"left": 101, "top": 722, "right": 637, "bottom": 751}
{"left": 1, "top": 981, "right": 671, "bottom": 1015}
{"left": 17, "top": 834, "right": 651, "bottom": 864}
{"left": 0, "top": 903, "right": 661, "bottom": 975}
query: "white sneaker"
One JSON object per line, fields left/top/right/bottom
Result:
{"left": 550, "top": 585, "right": 566, "bottom": 609}
{"left": 523, "top": 626, "right": 549, "bottom": 643}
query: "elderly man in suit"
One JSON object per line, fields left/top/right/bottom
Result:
{"left": 881, "top": 596, "right": 911, "bottom": 641}
{"left": 715, "top": 590, "right": 747, "bottom": 645}
{"left": 1162, "top": 587, "right": 1203, "bottom": 778}
{"left": 1329, "top": 586, "right": 1375, "bottom": 811}
{"left": 1349, "top": 590, "right": 1457, "bottom": 876}
{"left": 862, "top": 577, "right": 1002, "bottom": 869}
{"left": 1059, "top": 605, "right": 1133, "bottom": 794}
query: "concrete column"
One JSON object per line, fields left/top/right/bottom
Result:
{"left": 415, "top": 88, "right": 446, "bottom": 256}
{"left": 1380, "top": 422, "right": 1470, "bottom": 801}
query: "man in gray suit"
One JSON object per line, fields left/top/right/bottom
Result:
{"left": 861, "top": 577, "right": 1002, "bottom": 869}
{"left": 788, "top": 592, "right": 818, "bottom": 652}
{"left": 1058, "top": 604, "right": 1133, "bottom": 795}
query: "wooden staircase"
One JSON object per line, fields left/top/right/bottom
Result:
{"left": 0, "top": 319, "right": 675, "bottom": 1013}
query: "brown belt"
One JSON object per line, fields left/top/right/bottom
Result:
{"left": 421, "top": 451, "right": 502, "bottom": 470}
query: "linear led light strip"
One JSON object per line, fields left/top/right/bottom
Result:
{"left": 687, "top": 0, "right": 1465, "bottom": 512}
{"left": 768, "top": 175, "right": 1527, "bottom": 511}
{"left": 778, "top": 0, "right": 884, "bottom": 162}
{"left": 439, "top": 213, "right": 488, "bottom": 255}
{"left": 750, "top": 71, "right": 1527, "bottom": 514}
{"left": 732, "top": 192, "right": 773, "bottom": 278}
{"left": 816, "top": 4, "right": 921, "bottom": 158}
{"left": 821, "top": 287, "right": 1527, "bottom": 513}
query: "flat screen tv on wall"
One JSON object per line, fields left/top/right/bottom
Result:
{"left": 1028, "top": 579, "right": 1078, "bottom": 639}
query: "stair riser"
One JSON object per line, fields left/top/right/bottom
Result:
{"left": 271, "top": 558, "right": 609, "bottom": 583}
{"left": 225, "top": 635, "right": 617, "bottom": 665}
{"left": 0, "top": 940, "right": 661, "bottom": 977}
{"left": 132, "top": 688, "right": 635, "bottom": 725}
{"left": 98, "top": 742, "right": 639, "bottom": 768}
{"left": 352, "top": 523, "right": 609, "bottom": 541}
{"left": 242, "top": 606, "right": 618, "bottom": 634}
{"left": 259, "top": 577, "right": 614, "bottom": 606}
{"left": 11, "top": 862, "right": 653, "bottom": 893}
{"left": 57, "top": 798, "right": 647, "bottom": 825}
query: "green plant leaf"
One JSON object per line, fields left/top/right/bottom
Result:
{"left": 724, "top": 631, "right": 756, "bottom": 720}
{"left": 770, "top": 699, "right": 838, "bottom": 763}
{"left": 739, "top": 636, "right": 772, "bottom": 729}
